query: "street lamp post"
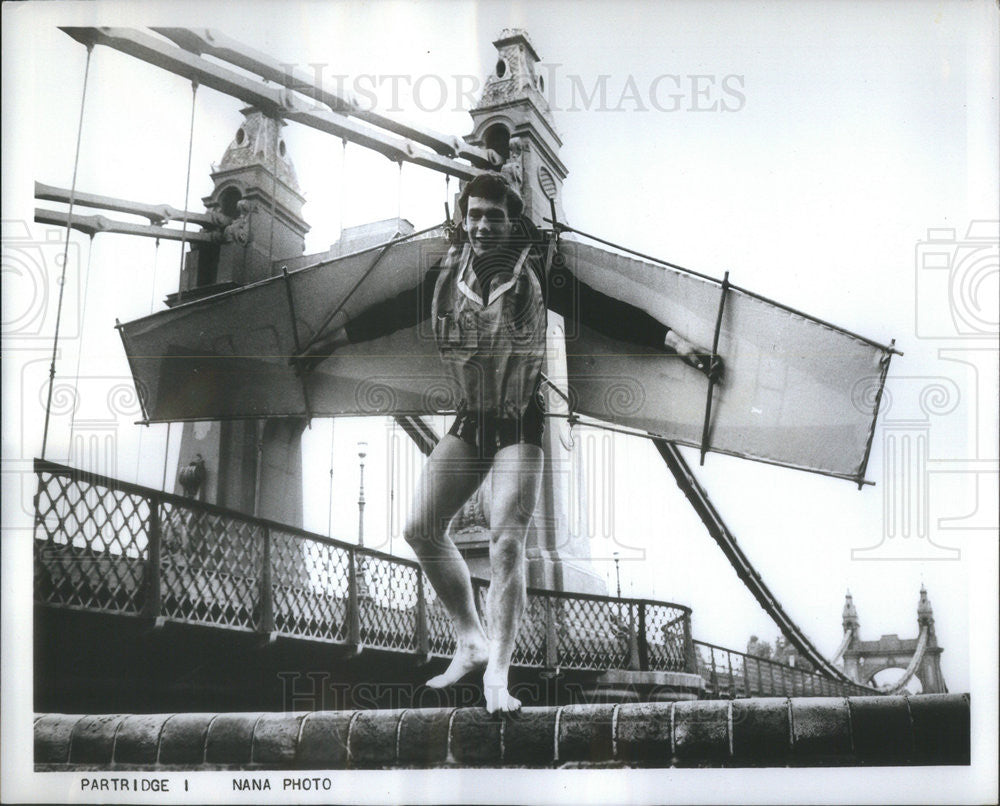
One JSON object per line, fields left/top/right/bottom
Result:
{"left": 613, "top": 551, "right": 622, "bottom": 600}
{"left": 356, "top": 440, "right": 369, "bottom": 600}
{"left": 357, "top": 440, "right": 367, "bottom": 548}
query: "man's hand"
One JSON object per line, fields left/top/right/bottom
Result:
{"left": 289, "top": 326, "right": 348, "bottom": 376}
{"left": 663, "top": 331, "right": 724, "bottom": 383}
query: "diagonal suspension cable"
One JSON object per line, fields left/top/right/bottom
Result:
{"left": 162, "top": 80, "right": 199, "bottom": 492}
{"left": 41, "top": 44, "right": 93, "bottom": 460}
{"left": 66, "top": 234, "right": 95, "bottom": 466}
{"left": 135, "top": 237, "right": 161, "bottom": 483}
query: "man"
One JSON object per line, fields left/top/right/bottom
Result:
{"left": 296, "top": 173, "right": 720, "bottom": 712}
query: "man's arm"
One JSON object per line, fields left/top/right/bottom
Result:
{"left": 291, "top": 263, "right": 441, "bottom": 374}
{"left": 545, "top": 252, "right": 723, "bottom": 381}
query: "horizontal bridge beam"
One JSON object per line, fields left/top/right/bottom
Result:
{"left": 60, "top": 27, "right": 488, "bottom": 181}
{"left": 151, "top": 27, "right": 499, "bottom": 168}
{"left": 36, "top": 181, "right": 218, "bottom": 227}
{"left": 35, "top": 208, "right": 216, "bottom": 243}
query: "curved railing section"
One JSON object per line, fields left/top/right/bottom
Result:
{"left": 32, "top": 458, "right": 693, "bottom": 676}
{"left": 32, "top": 457, "right": 875, "bottom": 696}
{"left": 694, "top": 641, "right": 872, "bottom": 698}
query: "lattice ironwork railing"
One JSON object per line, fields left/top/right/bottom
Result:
{"left": 35, "top": 467, "right": 150, "bottom": 615}
{"left": 158, "top": 501, "right": 263, "bottom": 630}
{"left": 356, "top": 552, "right": 420, "bottom": 652}
{"left": 270, "top": 528, "right": 350, "bottom": 642}
{"left": 33, "top": 458, "right": 871, "bottom": 695}
{"left": 694, "top": 641, "right": 872, "bottom": 698}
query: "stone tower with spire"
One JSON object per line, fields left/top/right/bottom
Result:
{"left": 842, "top": 590, "right": 860, "bottom": 634}
{"left": 841, "top": 586, "right": 948, "bottom": 693}
{"left": 450, "top": 30, "right": 604, "bottom": 595}
{"left": 170, "top": 109, "right": 309, "bottom": 524}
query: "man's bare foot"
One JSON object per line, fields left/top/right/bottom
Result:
{"left": 426, "top": 636, "right": 488, "bottom": 688}
{"left": 483, "top": 665, "right": 521, "bottom": 714}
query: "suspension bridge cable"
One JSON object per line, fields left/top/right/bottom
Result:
{"left": 66, "top": 234, "right": 95, "bottom": 466}
{"left": 160, "top": 423, "right": 172, "bottom": 491}
{"left": 41, "top": 43, "right": 93, "bottom": 461}
{"left": 174, "top": 80, "right": 199, "bottom": 303}
{"left": 135, "top": 237, "right": 161, "bottom": 484}
{"left": 396, "top": 160, "right": 403, "bottom": 223}
{"left": 338, "top": 139, "right": 346, "bottom": 242}
{"left": 162, "top": 80, "right": 199, "bottom": 492}
{"left": 327, "top": 420, "right": 336, "bottom": 538}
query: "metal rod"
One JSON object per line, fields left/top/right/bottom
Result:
{"left": 281, "top": 267, "right": 314, "bottom": 424}
{"left": 300, "top": 222, "right": 443, "bottom": 354}
{"left": 160, "top": 423, "right": 172, "bottom": 491}
{"left": 60, "top": 27, "right": 485, "bottom": 181}
{"left": 35, "top": 180, "right": 218, "bottom": 226}
{"left": 857, "top": 339, "right": 896, "bottom": 489}
{"left": 151, "top": 27, "right": 498, "bottom": 167}
{"left": 34, "top": 208, "right": 216, "bottom": 242}
{"left": 41, "top": 44, "right": 92, "bottom": 461}
{"left": 657, "top": 442, "right": 872, "bottom": 686}
{"left": 67, "top": 235, "right": 95, "bottom": 466}
{"left": 699, "top": 270, "right": 729, "bottom": 465}
{"left": 175, "top": 80, "right": 199, "bottom": 305}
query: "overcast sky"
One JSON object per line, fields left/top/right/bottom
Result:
{"left": 3, "top": 2, "right": 997, "bottom": 789}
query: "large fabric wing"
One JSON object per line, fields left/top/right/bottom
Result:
{"left": 118, "top": 232, "right": 893, "bottom": 483}
{"left": 119, "top": 232, "right": 455, "bottom": 421}
{"left": 555, "top": 239, "right": 892, "bottom": 483}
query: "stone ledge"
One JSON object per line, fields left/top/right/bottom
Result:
{"left": 34, "top": 694, "right": 970, "bottom": 769}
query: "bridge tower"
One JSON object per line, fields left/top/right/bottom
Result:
{"left": 841, "top": 586, "right": 947, "bottom": 693}
{"left": 170, "top": 109, "right": 310, "bottom": 525}
{"left": 449, "top": 29, "right": 604, "bottom": 595}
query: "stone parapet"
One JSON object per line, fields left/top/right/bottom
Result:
{"left": 35, "top": 694, "right": 969, "bottom": 769}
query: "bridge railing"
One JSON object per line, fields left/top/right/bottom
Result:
{"left": 693, "top": 640, "right": 873, "bottom": 698}
{"left": 32, "top": 459, "right": 694, "bottom": 675}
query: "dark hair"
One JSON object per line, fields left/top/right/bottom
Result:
{"left": 457, "top": 172, "right": 524, "bottom": 219}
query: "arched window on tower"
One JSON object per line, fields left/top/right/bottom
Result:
{"left": 483, "top": 123, "right": 511, "bottom": 163}
{"left": 220, "top": 187, "right": 243, "bottom": 219}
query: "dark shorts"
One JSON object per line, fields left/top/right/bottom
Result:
{"left": 448, "top": 393, "right": 546, "bottom": 459}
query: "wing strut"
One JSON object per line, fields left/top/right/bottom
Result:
{"left": 281, "top": 267, "right": 313, "bottom": 424}
{"left": 699, "top": 270, "right": 729, "bottom": 465}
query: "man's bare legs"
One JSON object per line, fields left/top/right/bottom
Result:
{"left": 403, "top": 435, "right": 488, "bottom": 688}
{"left": 482, "top": 443, "right": 543, "bottom": 713}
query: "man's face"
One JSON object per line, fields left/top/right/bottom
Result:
{"left": 464, "top": 195, "right": 512, "bottom": 256}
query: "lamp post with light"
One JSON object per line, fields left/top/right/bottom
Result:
{"left": 613, "top": 551, "right": 622, "bottom": 600}
{"left": 356, "top": 440, "right": 368, "bottom": 599}
{"left": 357, "top": 441, "right": 367, "bottom": 548}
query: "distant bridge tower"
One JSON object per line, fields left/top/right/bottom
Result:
{"left": 170, "top": 109, "right": 310, "bottom": 524}
{"left": 840, "top": 586, "right": 947, "bottom": 693}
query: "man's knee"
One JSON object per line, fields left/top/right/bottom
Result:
{"left": 490, "top": 530, "right": 526, "bottom": 574}
{"left": 403, "top": 520, "right": 431, "bottom": 550}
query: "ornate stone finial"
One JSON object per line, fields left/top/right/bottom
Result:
{"left": 917, "top": 584, "right": 935, "bottom": 627}
{"left": 842, "top": 590, "right": 860, "bottom": 632}
{"left": 219, "top": 108, "right": 299, "bottom": 190}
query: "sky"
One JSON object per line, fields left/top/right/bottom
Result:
{"left": 2, "top": 1, "right": 998, "bottom": 801}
